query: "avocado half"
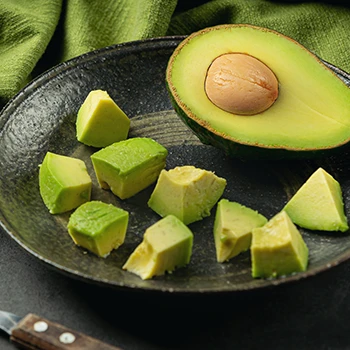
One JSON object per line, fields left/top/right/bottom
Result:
{"left": 166, "top": 24, "right": 350, "bottom": 159}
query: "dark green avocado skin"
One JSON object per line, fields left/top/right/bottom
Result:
{"left": 166, "top": 65, "right": 350, "bottom": 161}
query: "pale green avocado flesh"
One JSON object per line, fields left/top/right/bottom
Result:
{"left": 76, "top": 90, "right": 130, "bottom": 148}
{"left": 91, "top": 137, "right": 168, "bottom": 199}
{"left": 122, "top": 215, "right": 193, "bottom": 280}
{"left": 67, "top": 201, "right": 129, "bottom": 257}
{"left": 147, "top": 165, "right": 227, "bottom": 225}
{"left": 166, "top": 24, "right": 350, "bottom": 159}
{"left": 283, "top": 167, "right": 349, "bottom": 232}
{"left": 251, "top": 211, "right": 309, "bottom": 278}
{"left": 39, "top": 152, "right": 92, "bottom": 214}
{"left": 214, "top": 199, "right": 267, "bottom": 263}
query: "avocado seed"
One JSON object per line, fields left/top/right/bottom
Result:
{"left": 205, "top": 53, "right": 279, "bottom": 115}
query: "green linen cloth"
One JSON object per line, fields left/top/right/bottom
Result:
{"left": 1, "top": 0, "right": 350, "bottom": 107}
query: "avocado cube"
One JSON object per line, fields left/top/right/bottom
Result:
{"left": 283, "top": 167, "right": 348, "bottom": 232}
{"left": 251, "top": 211, "right": 309, "bottom": 278}
{"left": 91, "top": 137, "right": 168, "bottom": 199}
{"left": 76, "top": 90, "right": 130, "bottom": 147}
{"left": 67, "top": 201, "right": 129, "bottom": 257}
{"left": 214, "top": 199, "right": 267, "bottom": 263}
{"left": 148, "top": 165, "right": 226, "bottom": 225}
{"left": 122, "top": 215, "right": 193, "bottom": 280}
{"left": 39, "top": 152, "right": 92, "bottom": 214}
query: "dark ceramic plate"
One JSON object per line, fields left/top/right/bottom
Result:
{"left": 1, "top": 36, "right": 350, "bottom": 294}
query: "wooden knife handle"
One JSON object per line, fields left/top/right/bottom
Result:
{"left": 10, "top": 313, "right": 123, "bottom": 350}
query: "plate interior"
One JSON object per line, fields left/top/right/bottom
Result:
{"left": 1, "top": 37, "right": 350, "bottom": 293}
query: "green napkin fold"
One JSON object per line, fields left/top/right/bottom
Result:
{"left": 1, "top": 0, "right": 350, "bottom": 107}
{"left": 0, "top": 0, "right": 177, "bottom": 105}
{"left": 0, "top": 0, "right": 61, "bottom": 103}
{"left": 169, "top": 0, "right": 350, "bottom": 73}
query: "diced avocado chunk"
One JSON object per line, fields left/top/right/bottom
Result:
{"left": 91, "top": 137, "right": 168, "bottom": 199}
{"left": 283, "top": 167, "right": 349, "bottom": 232}
{"left": 122, "top": 215, "right": 193, "bottom": 280}
{"left": 76, "top": 89, "right": 130, "bottom": 147}
{"left": 39, "top": 152, "right": 92, "bottom": 214}
{"left": 214, "top": 199, "right": 267, "bottom": 263}
{"left": 148, "top": 165, "right": 227, "bottom": 225}
{"left": 67, "top": 200, "right": 129, "bottom": 257}
{"left": 251, "top": 211, "right": 309, "bottom": 278}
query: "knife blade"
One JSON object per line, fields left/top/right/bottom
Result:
{"left": 0, "top": 310, "right": 123, "bottom": 349}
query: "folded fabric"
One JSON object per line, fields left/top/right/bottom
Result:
{"left": 0, "top": 0, "right": 60, "bottom": 105}
{"left": 169, "top": 0, "right": 350, "bottom": 74}
{"left": 1, "top": 0, "right": 350, "bottom": 107}
{"left": 0, "top": 0, "right": 177, "bottom": 106}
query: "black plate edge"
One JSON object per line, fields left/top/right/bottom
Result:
{"left": 0, "top": 36, "right": 350, "bottom": 295}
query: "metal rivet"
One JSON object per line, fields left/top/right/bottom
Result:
{"left": 33, "top": 321, "right": 48, "bottom": 333}
{"left": 59, "top": 332, "right": 76, "bottom": 344}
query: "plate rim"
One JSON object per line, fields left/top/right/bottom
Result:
{"left": 1, "top": 36, "right": 350, "bottom": 294}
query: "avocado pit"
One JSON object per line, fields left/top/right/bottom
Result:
{"left": 204, "top": 53, "right": 279, "bottom": 115}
